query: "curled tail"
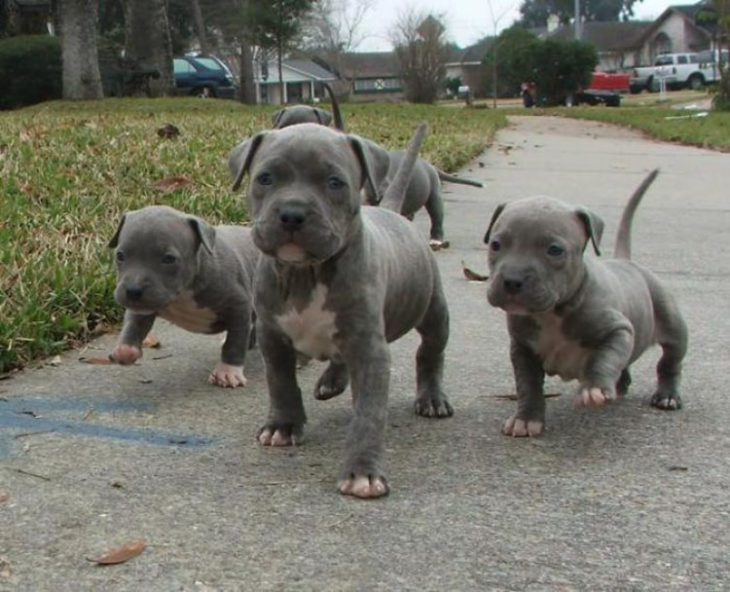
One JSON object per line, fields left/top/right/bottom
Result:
{"left": 436, "top": 168, "right": 483, "bottom": 188}
{"left": 380, "top": 123, "right": 428, "bottom": 213}
{"left": 614, "top": 169, "right": 659, "bottom": 259}
{"left": 322, "top": 82, "right": 344, "bottom": 131}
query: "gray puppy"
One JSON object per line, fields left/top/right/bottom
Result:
{"left": 228, "top": 123, "right": 452, "bottom": 499}
{"left": 271, "top": 82, "right": 344, "bottom": 130}
{"left": 108, "top": 205, "right": 258, "bottom": 388}
{"left": 483, "top": 170, "right": 687, "bottom": 436}
{"left": 362, "top": 138, "right": 483, "bottom": 249}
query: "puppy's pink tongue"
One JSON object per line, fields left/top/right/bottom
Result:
{"left": 277, "top": 243, "right": 306, "bottom": 263}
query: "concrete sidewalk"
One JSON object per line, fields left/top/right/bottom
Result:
{"left": 1, "top": 116, "right": 729, "bottom": 591}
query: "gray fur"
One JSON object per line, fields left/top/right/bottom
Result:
{"left": 362, "top": 138, "right": 483, "bottom": 245}
{"left": 229, "top": 123, "right": 451, "bottom": 498}
{"left": 108, "top": 205, "right": 258, "bottom": 387}
{"left": 271, "top": 83, "right": 343, "bottom": 130}
{"left": 483, "top": 170, "right": 687, "bottom": 436}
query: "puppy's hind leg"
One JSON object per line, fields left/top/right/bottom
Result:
{"left": 425, "top": 186, "right": 448, "bottom": 250}
{"left": 314, "top": 361, "right": 349, "bottom": 400}
{"left": 413, "top": 274, "right": 453, "bottom": 418}
{"left": 650, "top": 290, "right": 688, "bottom": 411}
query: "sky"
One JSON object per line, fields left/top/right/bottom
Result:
{"left": 354, "top": 0, "right": 683, "bottom": 51}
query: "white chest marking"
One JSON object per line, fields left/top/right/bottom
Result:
{"left": 159, "top": 291, "right": 218, "bottom": 334}
{"left": 531, "top": 313, "right": 591, "bottom": 381}
{"left": 276, "top": 284, "right": 338, "bottom": 360}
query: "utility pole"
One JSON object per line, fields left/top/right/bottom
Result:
{"left": 486, "top": 0, "right": 513, "bottom": 108}
{"left": 574, "top": 0, "right": 581, "bottom": 39}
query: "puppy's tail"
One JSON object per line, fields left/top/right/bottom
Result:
{"left": 436, "top": 168, "right": 483, "bottom": 188}
{"left": 323, "top": 82, "right": 344, "bottom": 132}
{"left": 614, "top": 168, "right": 659, "bottom": 259}
{"left": 380, "top": 123, "right": 428, "bottom": 213}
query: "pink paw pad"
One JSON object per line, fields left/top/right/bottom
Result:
{"left": 208, "top": 363, "right": 247, "bottom": 388}
{"left": 502, "top": 415, "right": 544, "bottom": 437}
{"left": 110, "top": 344, "right": 142, "bottom": 365}
{"left": 257, "top": 429, "right": 297, "bottom": 447}
{"left": 338, "top": 475, "right": 389, "bottom": 499}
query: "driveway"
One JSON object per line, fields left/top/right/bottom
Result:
{"left": 1, "top": 115, "right": 728, "bottom": 591}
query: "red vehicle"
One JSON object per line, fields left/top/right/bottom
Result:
{"left": 588, "top": 71, "right": 630, "bottom": 93}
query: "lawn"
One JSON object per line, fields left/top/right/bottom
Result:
{"left": 0, "top": 98, "right": 507, "bottom": 373}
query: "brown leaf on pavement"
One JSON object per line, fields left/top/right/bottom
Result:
{"left": 88, "top": 538, "right": 146, "bottom": 565}
{"left": 81, "top": 356, "right": 115, "bottom": 365}
{"left": 142, "top": 335, "right": 161, "bottom": 348}
{"left": 0, "top": 493, "right": 9, "bottom": 504}
{"left": 461, "top": 262, "right": 488, "bottom": 282}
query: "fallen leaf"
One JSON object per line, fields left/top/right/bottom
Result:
{"left": 89, "top": 538, "right": 146, "bottom": 565}
{"left": 142, "top": 335, "right": 161, "bottom": 348}
{"left": 48, "top": 355, "right": 62, "bottom": 367}
{"left": 153, "top": 176, "right": 194, "bottom": 193}
{"left": 668, "top": 466, "right": 688, "bottom": 472}
{"left": 0, "top": 493, "right": 9, "bottom": 503}
{"left": 462, "top": 263, "right": 488, "bottom": 282}
{"left": 0, "top": 558, "right": 11, "bottom": 579}
{"left": 157, "top": 123, "right": 180, "bottom": 139}
{"left": 81, "top": 356, "right": 115, "bottom": 365}
{"left": 109, "top": 480, "right": 124, "bottom": 489}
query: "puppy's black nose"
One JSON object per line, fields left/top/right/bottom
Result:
{"left": 279, "top": 204, "right": 306, "bottom": 232}
{"left": 503, "top": 277, "right": 523, "bottom": 295}
{"left": 125, "top": 286, "right": 144, "bottom": 301}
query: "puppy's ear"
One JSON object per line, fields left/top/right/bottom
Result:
{"left": 347, "top": 134, "right": 380, "bottom": 205}
{"left": 228, "top": 133, "right": 267, "bottom": 192}
{"left": 271, "top": 109, "right": 285, "bottom": 127}
{"left": 483, "top": 203, "right": 506, "bottom": 245}
{"left": 314, "top": 108, "right": 332, "bottom": 126}
{"left": 188, "top": 216, "right": 216, "bottom": 255}
{"left": 108, "top": 213, "right": 127, "bottom": 248}
{"left": 575, "top": 207, "right": 604, "bottom": 256}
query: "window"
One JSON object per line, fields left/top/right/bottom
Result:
{"left": 174, "top": 59, "right": 195, "bottom": 74}
{"left": 677, "top": 55, "right": 688, "bottom": 64}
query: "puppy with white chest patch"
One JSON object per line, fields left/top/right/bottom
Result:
{"left": 108, "top": 205, "right": 258, "bottom": 388}
{"left": 483, "top": 170, "right": 687, "bottom": 436}
{"left": 228, "top": 123, "right": 452, "bottom": 499}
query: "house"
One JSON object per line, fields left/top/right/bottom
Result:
{"left": 254, "top": 58, "right": 337, "bottom": 105}
{"left": 334, "top": 52, "right": 404, "bottom": 101}
{"left": 4, "top": 0, "right": 52, "bottom": 35}
{"left": 444, "top": 37, "right": 494, "bottom": 98}
{"left": 547, "top": 21, "right": 652, "bottom": 70}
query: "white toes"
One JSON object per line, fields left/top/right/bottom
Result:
{"left": 502, "top": 415, "right": 543, "bottom": 437}
{"left": 575, "top": 386, "right": 614, "bottom": 408}
{"left": 338, "top": 475, "right": 388, "bottom": 498}
{"left": 208, "top": 363, "right": 247, "bottom": 388}
{"left": 110, "top": 344, "right": 142, "bottom": 365}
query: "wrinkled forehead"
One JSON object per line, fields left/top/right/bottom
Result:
{"left": 495, "top": 197, "right": 585, "bottom": 242}
{"left": 119, "top": 211, "right": 191, "bottom": 250}
{"left": 252, "top": 125, "right": 356, "bottom": 174}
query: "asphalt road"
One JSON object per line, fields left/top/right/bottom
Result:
{"left": 1, "top": 115, "right": 729, "bottom": 591}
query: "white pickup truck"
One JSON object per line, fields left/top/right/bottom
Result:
{"left": 629, "top": 50, "right": 728, "bottom": 93}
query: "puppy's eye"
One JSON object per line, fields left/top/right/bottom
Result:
{"left": 256, "top": 172, "right": 273, "bottom": 186}
{"left": 161, "top": 254, "right": 177, "bottom": 265}
{"left": 327, "top": 176, "right": 346, "bottom": 190}
{"left": 490, "top": 240, "right": 501, "bottom": 252}
{"left": 115, "top": 250, "right": 125, "bottom": 262}
{"left": 547, "top": 244, "right": 565, "bottom": 257}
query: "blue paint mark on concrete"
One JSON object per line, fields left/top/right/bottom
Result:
{"left": 0, "top": 396, "right": 214, "bottom": 460}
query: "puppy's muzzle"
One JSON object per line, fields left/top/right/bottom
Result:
{"left": 278, "top": 203, "right": 307, "bottom": 233}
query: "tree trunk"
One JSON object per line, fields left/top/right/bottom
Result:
{"left": 239, "top": 41, "right": 257, "bottom": 104}
{"left": 124, "top": 0, "right": 174, "bottom": 97}
{"left": 190, "top": 0, "right": 210, "bottom": 54}
{"left": 59, "top": 0, "right": 103, "bottom": 100}
{"left": 277, "top": 38, "right": 284, "bottom": 105}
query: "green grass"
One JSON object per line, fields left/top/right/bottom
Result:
{"left": 0, "top": 97, "right": 506, "bottom": 373}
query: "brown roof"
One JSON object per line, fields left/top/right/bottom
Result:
{"left": 548, "top": 21, "right": 652, "bottom": 51}
{"left": 338, "top": 52, "right": 401, "bottom": 78}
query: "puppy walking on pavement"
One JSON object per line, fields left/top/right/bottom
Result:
{"left": 483, "top": 170, "right": 688, "bottom": 436}
{"left": 228, "top": 122, "right": 452, "bottom": 499}
{"left": 108, "top": 205, "right": 258, "bottom": 388}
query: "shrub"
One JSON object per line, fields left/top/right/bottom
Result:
{"left": 0, "top": 35, "right": 62, "bottom": 110}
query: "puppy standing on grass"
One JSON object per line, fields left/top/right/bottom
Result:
{"left": 483, "top": 170, "right": 687, "bottom": 436}
{"left": 108, "top": 205, "right": 258, "bottom": 388}
{"left": 228, "top": 122, "right": 452, "bottom": 499}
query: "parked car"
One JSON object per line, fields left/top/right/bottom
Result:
{"left": 521, "top": 74, "right": 621, "bottom": 108}
{"left": 588, "top": 71, "right": 630, "bottom": 93}
{"left": 630, "top": 50, "right": 728, "bottom": 93}
{"left": 173, "top": 55, "right": 237, "bottom": 99}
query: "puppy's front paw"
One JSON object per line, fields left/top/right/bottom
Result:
{"left": 414, "top": 392, "right": 453, "bottom": 418}
{"left": 502, "top": 415, "right": 544, "bottom": 437}
{"left": 429, "top": 239, "right": 450, "bottom": 251}
{"left": 110, "top": 344, "right": 142, "bottom": 365}
{"left": 208, "top": 363, "right": 247, "bottom": 388}
{"left": 337, "top": 475, "right": 389, "bottom": 499}
{"left": 257, "top": 423, "right": 302, "bottom": 447}
{"left": 650, "top": 390, "right": 682, "bottom": 410}
{"left": 574, "top": 386, "right": 616, "bottom": 408}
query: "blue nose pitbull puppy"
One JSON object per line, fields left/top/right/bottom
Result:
{"left": 484, "top": 170, "right": 687, "bottom": 437}
{"left": 108, "top": 205, "right": 258, "bottom": 388}
{"left": 228, "top": 123, "right": 452, "bottom": 499}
